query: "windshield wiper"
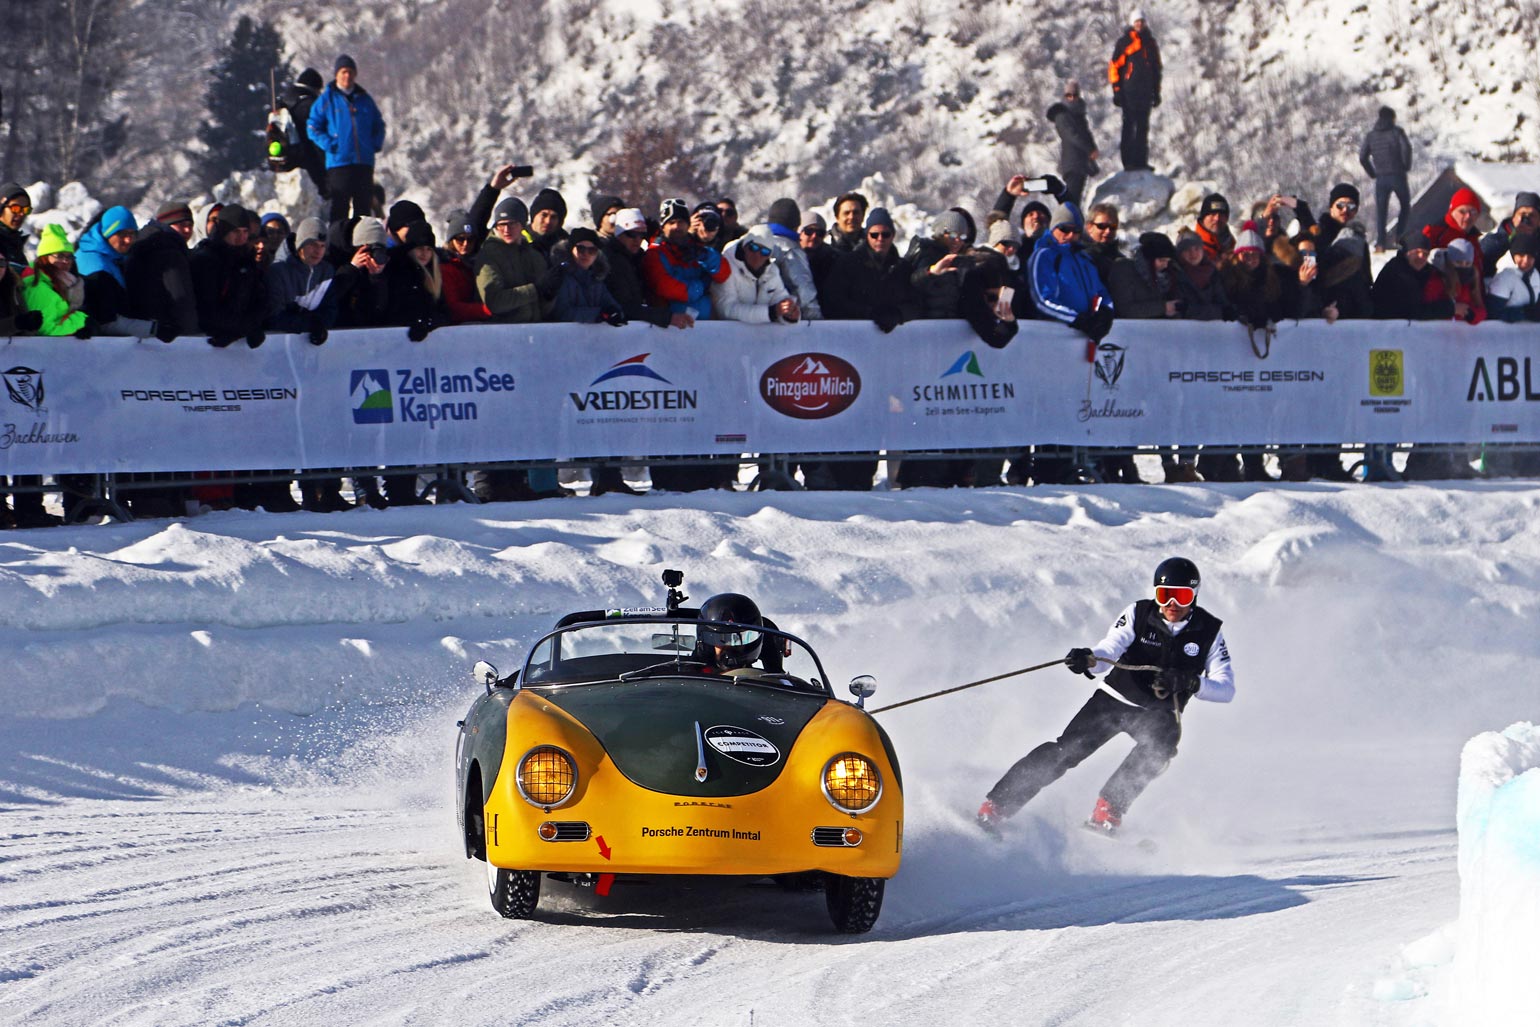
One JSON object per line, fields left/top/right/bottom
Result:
{"left": 618, "top": 658, "right": 709, "bottom": 682}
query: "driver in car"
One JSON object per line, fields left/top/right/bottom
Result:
{"left": 696, "top": 592, "right": 778, "bottom": 679}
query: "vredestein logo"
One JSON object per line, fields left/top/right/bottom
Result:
{"left": 569, "top": 353, "right": 698, "bottom": 412}
{"left": 911, "top": 351, "right": 1016, "bottom": 403}
{"left": 351, "top": 369, "right": 393, "bottom": 423}
{"left": 1466, "top": 356, "right": 1540, "bottom": 402}
{"left": 760, "top": 352, "right": 860, "bottom": 419}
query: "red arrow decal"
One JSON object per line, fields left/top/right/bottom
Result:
{"left": 596, "top": 835, "right": 612, "bottom": 860}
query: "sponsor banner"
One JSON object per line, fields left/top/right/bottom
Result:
{"left": 4, "top": 319, "right": 1540, "bottom": 474}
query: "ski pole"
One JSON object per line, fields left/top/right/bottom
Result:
{"left": 869, "top": 655, "right": 1164, "bottom": 715}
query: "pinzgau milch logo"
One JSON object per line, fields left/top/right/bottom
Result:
{"left": 759, "top": 352, "right": 860, "bottom": 419}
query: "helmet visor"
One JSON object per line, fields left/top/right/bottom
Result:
{"left": 701, "top": 626, "right": 761, "bottom": 648}
{"left": 1155, "top": 585, "right": 1196, "bottom": 607}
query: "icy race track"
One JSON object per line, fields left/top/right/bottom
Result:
{"left": 3, "top": 483, "right": 1535, "bottom": 1026}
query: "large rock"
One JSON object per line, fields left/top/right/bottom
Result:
{"left": 1168, "top": 180, "right": 1221, "bottom": 220}
{"left": 1089, "top": 170, "right": 1175, "bottom": 224}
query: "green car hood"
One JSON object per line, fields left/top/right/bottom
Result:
{"left": 539, "top": 678, "right": 827, "bottom": 797}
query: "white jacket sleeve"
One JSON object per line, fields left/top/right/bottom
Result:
{"left": 1085, "top": 603, "right": 1140, "bottom": 677}
{"left": 1196, "top": 627, "right": 1235, "bottom": 703}
{"left": 711, "top": 251, "right": 773, "bottom": 324}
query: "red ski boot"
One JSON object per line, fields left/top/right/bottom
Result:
{"left": 1084, "top": 796, "right": 1121, "bottom": 836}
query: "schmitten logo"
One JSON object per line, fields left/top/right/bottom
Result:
{"left": 350, "top": 369, "right": 393, "bottom": 423}
{"left": 759, "top": 352, "right": 860, "bottom": 419}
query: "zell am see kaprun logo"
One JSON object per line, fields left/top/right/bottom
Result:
{"left": 912, "top": 351, "right": 1016, "bottom": 418}
{"left": 569, "top": 353, "right": 698, "bottom": 414}
{"left": 760, "top": 352, "right": 860, "bottom": 419}
{"left": 350, "top": 366, "right": 517, "bottom": 428}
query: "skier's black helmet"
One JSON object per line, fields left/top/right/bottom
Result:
{"left": 698, "top": 593, "right": 764, "bottom": 670}
{"left": 1153, "top": 557, "right": 1201, "bottom": 589}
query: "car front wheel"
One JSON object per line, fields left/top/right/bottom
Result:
{"left": 825, "top": 874, "right": 884, "bottom": 933}
{"left": 486, "top": 861, "right": 542, "bottom": 919}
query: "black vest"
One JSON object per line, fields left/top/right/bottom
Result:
{"left": 1105, "top": 599, "right": 1222, "bottom": 709}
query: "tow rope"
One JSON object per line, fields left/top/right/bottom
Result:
{"left": 869, "top": 655, "right": 1163, "bottom": 714}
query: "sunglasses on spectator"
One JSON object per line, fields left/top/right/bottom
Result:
{"left": 742, "top": 239, "right": 773, "bottom": 257}
{"left": 1090, "top": 222, "right": 1118, "bottom": 231}
{"left": 450, "top": 234, "right": 472, "bottom": 245}
{"left": 6, "top": 203, "right": 32, "bottom": 215}
{"left": 800, "top": 227, "right": 825, "bottom": 237}
{"left": 716, "top": 206, "right": 736, "bottom": 217}
{"left": 622, "top": 230, "right": 647, "bottom": 240}
{"left": 867, "top": 229, "right": 894, "bottom": 239}
{"left": 573, "top": 243, "right": 599, "bottom": 256}
{"left": 1333, "top": 201, "right": 1358, "bottom": 211}
{"left": 1053, "top": 225, "right": 1082, "bottom": 236}
{"left": 1155, "top": 585, "right": 1196, "bottom": 607}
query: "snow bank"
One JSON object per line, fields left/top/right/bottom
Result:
{"left": 1453, "top": 721, "right": 1540, "bottom": 1026}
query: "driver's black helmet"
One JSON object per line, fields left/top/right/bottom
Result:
{"left": 698, "top": 593, "right": 764, "bottom": 670}
{"left": 1153, "top": 557, "right": 1200, "bottom": 588}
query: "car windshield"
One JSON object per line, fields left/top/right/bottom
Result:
{"left": 522, "top": 617, "right": 830, "bottom": 695}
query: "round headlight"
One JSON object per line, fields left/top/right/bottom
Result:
{"left": 822, "top": 753, "right": 882, "bottom": 814}
{"left": 516, "top": 746, "right": 576, "bottom": 808}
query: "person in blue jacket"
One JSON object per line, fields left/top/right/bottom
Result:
{"left": 1028, "top": 201, "right": 1115, "bottom": 341}
{"left": 307, "top": 54, "right": 387, "bottom": 225}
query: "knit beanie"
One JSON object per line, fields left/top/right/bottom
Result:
{"left": 801, "top": 211, "right": 827, "bottom": 232}
{"left": 442, "top": 208, "right": 474, "bottom": 241}
{"left": 1232, "top": 220, "right": 1265, "bottom": 255}
{"left": 1515, "top": 191, "right": 1540, "bottom": 214}
{"left": 590, "top": 194, "right": 623, "bottom": 227}
{"left": 1449, "top": 187, "right": 1481, "bottom": 213}
{"left": 864, "top": 207, "right": 895, "bottom": 231}
{"left": 352, "top": 217, "right": 388, "bottom": 248}
{"left": 295, "top": 217, "right": 326, "bottom": 249}
{"left": 99, "top": 206, "right": 138, "bottom": 239}
{"left": 297, "top": 68, "right": 323, "bottom": 91}
{"left": 1198, "top": 193, "right": 1230, "bottom": 219}
{"left": 1329, "top": 183, "right": 1361, "bottom": 207}
{"left": 659, "top": 198, "right": 690, "bottom": 224}
{"left": 401, "top": 220, "right": 436, "bottom": 250}
{"left": 334, "top": 54, "right": 357, "bottom": 73}
{"left": 529, "top": 188, "right": 567, "bottom": 223}
{"left": 767, "top": 198, "right": 801, "bottom": 231}
{"left": 1174, "top": 230, "right": 1205, "bottom": 255}
{"left": 0, "top": 181, "right": 28, "bottom": 206}
{"left": 1510, "top": 232, "right": 1540, "bottom": 258}
{"left": 216, "top": 204, "right": 250, "bottom": 229}
{"left": 1138, "top": 231, "right": 1175, "bottom": 260}
{"left": 1446, "top": 238, "right": 1475, "bottom": 265}
{"left": 155, "top": 200, "right": 193, "bottom": 223}
{"left": 493, "top": 197, "right": 529, "bottom": 226}
{"left": 35, "top": 224, "right": 73, "bottom": 259}
{"left": 1051, "top": 202, "right": 1084, "bottom": 233}
{"left": 933, "top": 209, "right": 970, "bottom": 239}
{"left": 987, "top": 219, "right": 1020, "bottom": 246}
{"left": 386, "top": 200, "right": 425, "bottom": 234}
{"left": 568, "top": 226, "right": 601, "bottom": 249}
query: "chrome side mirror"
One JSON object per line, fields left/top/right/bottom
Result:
{"left": 473, "top": 660, "right": 500, "bottom": 693}
{"left": 848, "top": 674, "right": 877, "bottom": 708}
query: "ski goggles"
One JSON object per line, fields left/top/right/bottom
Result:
{"left": 701, "top": 626, "right": 761, "bottom": 647}
{"left": 1155, "top": 585, "right": 1196, "bottom": 607}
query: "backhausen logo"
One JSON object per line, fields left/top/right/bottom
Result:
{"left": 1093, "top": 343, "right": 1127, "bottom": 390}
{"left": 4, "top": 366, "right": 44, "bottom": 412}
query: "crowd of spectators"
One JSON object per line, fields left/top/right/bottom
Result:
{"left": 2, "top": 46, "right": 1536, "bottom": 528}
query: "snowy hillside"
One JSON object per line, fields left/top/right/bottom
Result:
{"left": 3, "top": 483, "right": 1538, "bottom": 1025}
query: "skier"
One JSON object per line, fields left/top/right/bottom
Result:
{"left": 977, "top": 557, "right": 1234, "bottom": 836}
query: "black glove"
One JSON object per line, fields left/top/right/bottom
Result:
{"left": 599, "top": 307, "right": 627, "bottom": 327}
{"left": 74, "top": 323, "right": 93, "bottom": 339}
{"left": 1152, "top": 669, "right": 1201, "bottom": 700}
{"left": 1113, "top": 92, "right": 1124, "bottom": 109}
{"left": 536, "top": 264, "right": 565, "bottom": 301}
{"left": 1065, "top": 647, "right": 1095, "bottom": 678}
{"left": 1041, "top": 174, "right": 1067, "bottom": 201}
{"left": 408, "top": 319, "right": 434, "bottom": 342}
{"left": 307, "top": 314, "right": 329, "bottom": 346}
{"left": 16, "top": 309, "right": 43, "bottom": 332}
{"left": 246, "top": 329, "right": 266, "bottom": 349}
{"left": 154, "top": 320, "right": 178, "bottom": 343}
{"left": 873, "top": 309, "right": 903, "bottom": 334}
{"left": 209, "top": 335, "right": 236, "bottom": 348}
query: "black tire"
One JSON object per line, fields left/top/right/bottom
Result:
{"left": 824, "top": 875, "right": 884, "bottom": 933}
{"left": 487, "top": 862, "right": 542, "bottom": 919}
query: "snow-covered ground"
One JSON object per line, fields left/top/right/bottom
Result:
{"left": 2, "top": 482, "right": 1537, "bottom": 1026}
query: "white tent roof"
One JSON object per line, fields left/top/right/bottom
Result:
{"left": 1453, "top": 161, "right": 1540, "bottom": 221}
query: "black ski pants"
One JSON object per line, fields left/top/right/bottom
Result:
{"left": 1374, "top": 173, "right": 1411, "bottom": 250}
{"left": 1119, "top": 104, "right": 1153, "bottom": 171}
{"left": 326, "top": 164, "right": 376, "bottom": 225}
{"left": 987, "top": 688, "right": 1181, "bottom": 819}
